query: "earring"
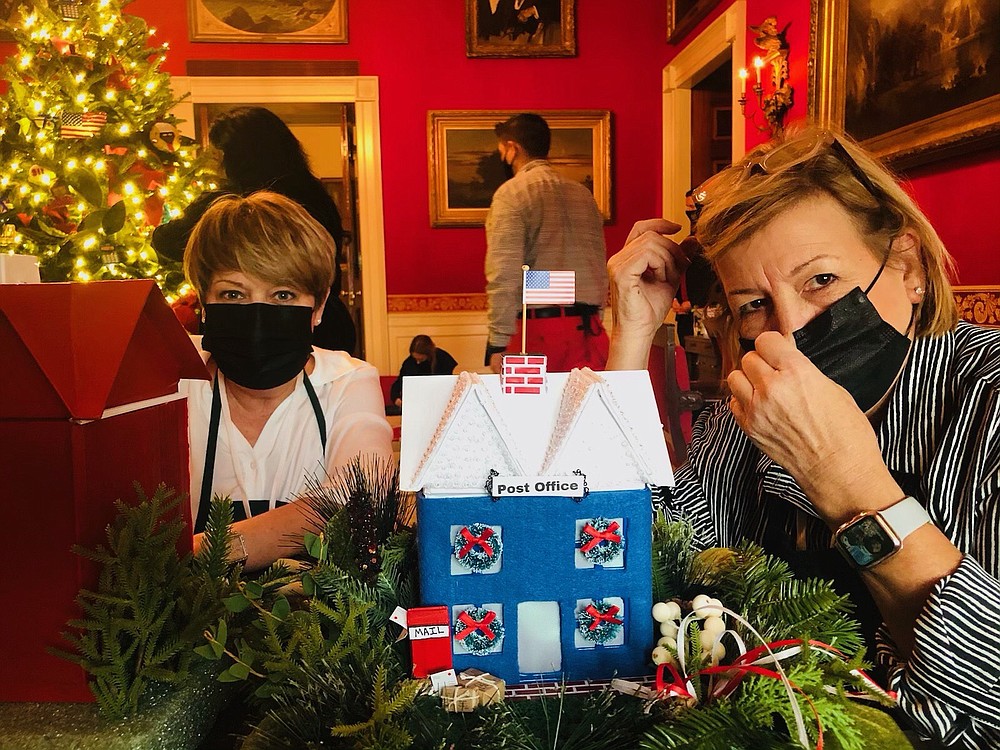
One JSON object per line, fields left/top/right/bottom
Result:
{"left": 914, "top": 286, "right": 925, "bottom": 296}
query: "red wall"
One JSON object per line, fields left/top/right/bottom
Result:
{"left": 125, "top": 0, "right": 670, "bottom": 296}
{"left": 8, "top": 1, "right": 997, "bottom": 290}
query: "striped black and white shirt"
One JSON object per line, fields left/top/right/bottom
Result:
{"left": 658, "top": 321, "right": 1000, "bottom": 748}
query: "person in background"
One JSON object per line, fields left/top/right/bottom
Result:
{"left": 484, "top": 113, "right": 609, "bottom": 373}
{"left": 390, "top": 334, "right": 458, "bottom": 407}
{"left": 153, "top": 106, "right": 357, "bottom": 354}
{"left": 606, "top": 128, "right": 1000, "bottom": 747}
{"left": 179, "top": 191, "right": 392, "bottom": 571}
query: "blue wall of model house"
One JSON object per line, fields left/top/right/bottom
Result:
{"left": 417, "top": 489, "right": 654, "bottom": 683}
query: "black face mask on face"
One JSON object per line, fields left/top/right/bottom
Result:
{"left": 739, "top": 264, "right": 913, "bottom": 414}
{"left": 202, "top": 303, "right": 314, "bottom": 391}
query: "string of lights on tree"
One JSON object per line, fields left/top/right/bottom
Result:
{"left": 0, "top": 0, "right": 216, "bottom": 300}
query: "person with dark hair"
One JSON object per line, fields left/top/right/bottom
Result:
{"left": 484, "top": 113, "right": 609, "bottom": 373}
{"left": 152, "top": 106, "right": 356, "bottom": 354}
{"left": 389, "top": 334, "right": 458, "bottom": 407}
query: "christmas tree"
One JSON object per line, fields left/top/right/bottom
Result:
{"left": 0, "top": 0, "right": 215, "bottom": 299}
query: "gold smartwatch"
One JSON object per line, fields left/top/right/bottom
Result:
{"left": 834, "top": 496, "right": 931, "bottom": 569}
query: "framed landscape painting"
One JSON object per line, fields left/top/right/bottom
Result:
{"left": 811, "top": 0, "right": 1000, "bottom": 166}
{"left": 188, "top": 0, "right": 348, "bottom": 43}
{"left": 466, "top": 0, "right": 575, "bottom": 57}
{"left": 428, "top": 110, "right": 611, "bottom": 228}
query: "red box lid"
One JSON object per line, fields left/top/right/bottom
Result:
{"left": 0, "top": 280, "right": 209, "bottom": 420}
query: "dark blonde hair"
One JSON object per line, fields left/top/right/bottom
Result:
{"left": 183, "top": 191, "right": 335, "bottom": 308}
{"left": 695, "top": 128, "right": 958, "bottom": 366}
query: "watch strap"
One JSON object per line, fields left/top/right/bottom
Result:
{"left": 879, "top": 496, "right": 931, "bottom": 541}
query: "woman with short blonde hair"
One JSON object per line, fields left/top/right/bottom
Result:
{"left": 607, "top": 128, "right": 1000, "bottom": 746}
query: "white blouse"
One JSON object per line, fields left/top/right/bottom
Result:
{"left": 179, "top": 343, "right": 393, "bottom": 523}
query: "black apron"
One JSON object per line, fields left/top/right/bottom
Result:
{"left": 193, "top": 373, "right": 327, "bottom": 534}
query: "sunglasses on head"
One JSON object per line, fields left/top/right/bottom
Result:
{"left": 690, "top": 131, "right": 886, "bottom": 223}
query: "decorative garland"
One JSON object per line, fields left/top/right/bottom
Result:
{"left": 453, "top": 523, "right": 502, "bottom": 572}
{"left": 454, "top": 606, "right": 504, "bottom": 655}
{"left": 578, "top": 516, "right": 623, "bottom": 564}
{"left": 576, "top": 598, "right": 624, "bottom": 644}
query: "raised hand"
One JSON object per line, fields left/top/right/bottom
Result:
{"left": 606, "top": 219, "right": 688, "bottom": 370}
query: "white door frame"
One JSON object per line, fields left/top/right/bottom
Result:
{"left": 170, "top": 76, "right": 390, "bottom": 372}
{"left": 662, "top": 1, "right": 747, "bottom": 234}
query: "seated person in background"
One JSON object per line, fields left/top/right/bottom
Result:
{"left": 390, "top": 334, "right": 458, "bottom": 407}
{"left": 179, "top": 191, "right": 392, "bottom": 570}
{"left": 607, "top": 129, "right": 1000, "bottom": 746}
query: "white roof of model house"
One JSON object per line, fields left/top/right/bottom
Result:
{"left": 400, "top": 368, "right": 673, "bottom": 495}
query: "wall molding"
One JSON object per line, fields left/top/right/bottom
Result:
{"left": 954, "top": 286, "right": 1000, "bottom": 327}
{"left": 388, "top": 294, "right": 487, "bottom": 313}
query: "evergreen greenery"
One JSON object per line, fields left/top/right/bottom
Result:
{"left": 59, "top": 470, "right": 911, "bottom": 747}
{"left": 0, "top": 0, "right": 213, "bottom": 297}
{"left": 54, "top": 484, "right": 231, "bottom": 720}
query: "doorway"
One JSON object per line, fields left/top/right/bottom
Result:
{"left": 169, "top": 76, "right": 390, "bottom": 372}
{"left": 192, "top": 102, "right": 365, "bottom": 358}
{"left": 661, "top": 1, "right": 746, "bottom": 234}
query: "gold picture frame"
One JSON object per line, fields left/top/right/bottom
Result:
{"left": 428, "top": 110, "right": 612, "bottom": 228}
{"left": 810, "top": 0, "right": 1000, "bottom": 167}
{"left": 666, "top": 0, "right": 722, "bottom": 44}
{"left": 466, "top": 0, "right": 575, "bottom": 58}
{"left": 188, "top": 0, "right": 348, "bottom": 43}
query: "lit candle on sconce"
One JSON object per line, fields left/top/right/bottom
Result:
{"left": 753, "top": 56, "right": 765, "bottom": 87}
{"left": 738, "top": 68, "right": 748, "bottom": 96}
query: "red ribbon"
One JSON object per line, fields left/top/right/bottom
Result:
{"left": 458, "top": 526, "right": 494, "bottom": 558}
{"left": 580, "top": 521, "right": 621, "bottom": 552}
{"left": 456, "top": 610, "right": 497, "bottom": 641}
{"left": 584, "top": 604, "right": 623, "bottom": 631}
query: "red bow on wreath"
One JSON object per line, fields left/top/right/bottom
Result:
{"left": 458, "top": 526, "right": 494, "bottom": 558}
{"left": 580, "top": 521, "right": 621, "bottom": 552}
{"left": 456, "top": 610, "right": 497, "bottom": 640}
{"left": 583, "top": 604, "right": 623, "bottom": 631}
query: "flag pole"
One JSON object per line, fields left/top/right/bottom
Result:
{"left": 521, "top": 265, "right": 529, "bottom": 355}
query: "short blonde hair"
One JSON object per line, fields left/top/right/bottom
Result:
{"left": 183, "top": 191, "right": 335, "bottom": 308}
{"left": 695, "top": 128, "right": 958, "bottom": 366}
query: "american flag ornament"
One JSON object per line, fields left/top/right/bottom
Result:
{"left": 60, "top": 111, "right": 107, "bottom": 139}
{"left": 523, "top": 270, "right": 575, "bottom": 305}
{"left": 501, "top": 354, "right": 547, "bottom": 395}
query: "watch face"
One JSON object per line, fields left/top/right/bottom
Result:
{"left": 836, "top": 515, "right": 899, "bottom": 568}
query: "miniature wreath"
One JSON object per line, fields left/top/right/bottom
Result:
{"left": 578, "top": 517, "right": 623, "bottom": 565}
{"left": 576, "top": 598, "right": 624, "bottom": 645}
{"left": 453, "top": 523, "right": 502, "bottom": 572}
{"left": 454, "top": 606, "right": 504, "bottom": 656}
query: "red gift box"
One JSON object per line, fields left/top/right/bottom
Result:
{"left": 0, "top": 280, "right": 208, "bottom": 702}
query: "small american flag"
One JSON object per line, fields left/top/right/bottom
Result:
{"left": 501, "top": 354, "right": 547, "bottom": 395}
{"left": 523, "top": 270, "right": 575, "bottom": 305}
{"left": 60, "top": 111, "right": 107, "bottom": 139}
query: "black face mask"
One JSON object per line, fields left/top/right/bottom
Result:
{"left": 501, "top": 159, "right": 515, "bottom": 181}
{"left": 739, "top": 268, "right": 913, "bottom": 413}
{"left": 202, "top": 303, "right": 314, "bottom": 390}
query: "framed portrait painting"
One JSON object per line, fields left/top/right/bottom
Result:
{"left": 811, "top": 0, "right": 1000, "bottom": 166}
{"left": 466, "top": 0, "right": 575, "bottom": 58}
{"left": 667, "top": 0, "right": 722, "bottom": 44}
{"left": 428, "top": 110, "right": 611, "bottom": 227}
{"left": 188, "top": 0, "right": 348, "bottom": 43}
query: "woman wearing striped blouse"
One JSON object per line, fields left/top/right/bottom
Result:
{"left": 608, "top": 130, "right": 1000, "bottom": 748}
